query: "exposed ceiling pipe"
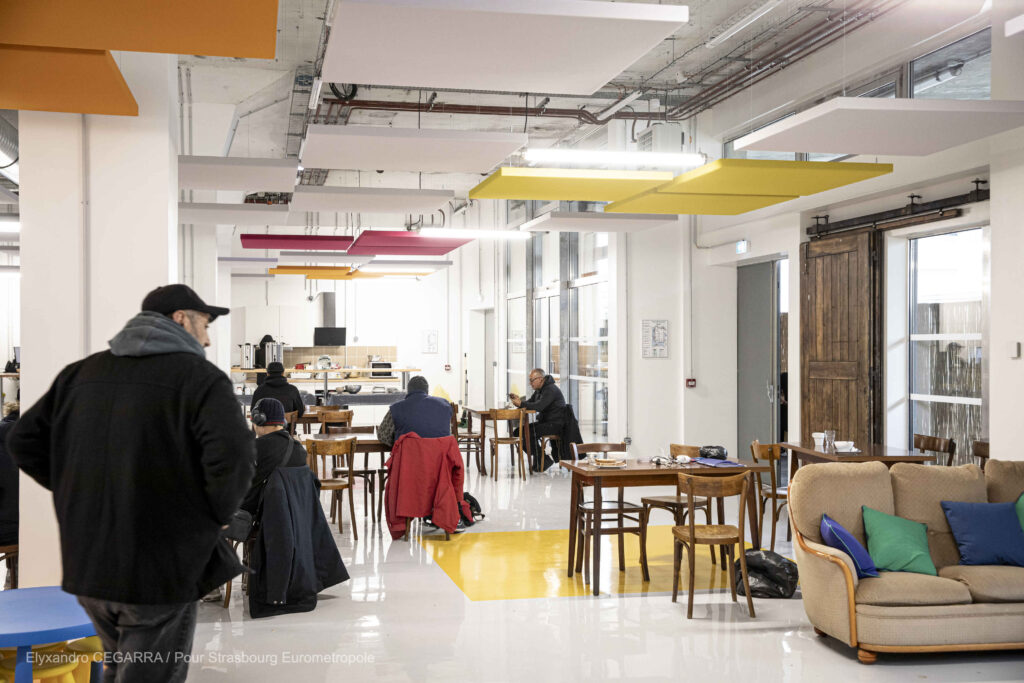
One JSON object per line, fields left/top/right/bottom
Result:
{"left": 318, "top": 97, "right": 682, "bottom": 124}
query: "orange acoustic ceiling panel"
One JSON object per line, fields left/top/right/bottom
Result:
{"left": 269, "top": 266, "right": 354, "bottom": 276}
{"left": 304, "top": 271, "right": 431, "bottom": 280}
{"left": 0, "top": 45, "right": 137, "bottom": 116}
{"left": 0, "top": 1, "right": 279, "bottom": 59}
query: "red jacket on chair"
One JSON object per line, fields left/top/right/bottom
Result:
{"left": 385, "top": 433, "right": 470, "bottom": 539}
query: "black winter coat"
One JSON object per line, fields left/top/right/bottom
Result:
{"left": 251, "top": 375, "right": 305, "bottom": 417}
{"left": 249, "top": 466, "right": 348, "bottom": 618}
{"left": 522, "top": 375, "right": 566, "bottom": 425}
{"left": 7, "top": 344, "right": 255, "bottom": 603}
{"left": 241, "top": 430, "right": 308, "bottom": 514}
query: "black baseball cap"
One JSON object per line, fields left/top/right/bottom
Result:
{"left": 142, "top": 284, "right": 230, "bottom": 321}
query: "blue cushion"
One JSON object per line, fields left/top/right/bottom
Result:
{"left": 941, "top": 500, "right": 1024, "bottom": 567}
{"left": 820, "top": 513, "right": 879, "bottom": 578}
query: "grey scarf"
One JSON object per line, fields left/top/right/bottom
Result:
{"left": 109, "top": 311, "right": 206, "bottom": 358}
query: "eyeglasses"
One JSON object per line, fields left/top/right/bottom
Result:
{"left": 529, "top": 375, "right": 543, "bottom": 383}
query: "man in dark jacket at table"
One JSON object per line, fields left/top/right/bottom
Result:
{"left": 7, "top": 284, "right": 254, "bottom": 683}
{"left": 512, "top": 368, "right": 566, "bottom": 470}
{"left": 377, "top": 375, "right": 451, "bottom": 448}
{"left": 251, "top": 361, "right": 305, "bottom": 418}
{"left": 242, "top": 397, "right": 308, "bottom": 514}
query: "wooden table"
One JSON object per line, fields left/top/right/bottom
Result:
{"left": 466, "top": 407, "right": 537, "bottom": 475}
{"left": 302, "top": 434, "right": 390, "bottom": 521}
{"left": 783, "top": 441, "right": 934, "bottom": 480}
{"left": 559, "top": 459, "right": 769, "bottom": 596}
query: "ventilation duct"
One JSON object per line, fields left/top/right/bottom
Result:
{"left": 316, "top": 291, "right": 336, "bottom": 327}
{"left": 0, "top": 116, "right": 16, "bottom": 164}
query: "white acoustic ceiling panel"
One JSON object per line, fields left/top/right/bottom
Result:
{"left": 1007, "top": 13, "right": 1024, "bottom": 37}
{"left": 179, "top": 202, "right": 290, "bottom": 226}
{"left": 734, "top": 98, "right": 1024, "bottom": 157}
{"left": 520, "top": 211, "right": 677, "bottom": 233}
{"left": 277, "top": 251, "right": 374, "bottom": 266}
{"left": 322, "top": 0, "right": 689, "bottom": 95}
{"left": 0, "top": 187, "right": 17, "bottom": 203}
{"left": 290, "top": 186, "right": 454, "bottom": 214}
{"left": 178, "top": 156, "right": 298, "bottom": 192}
{"left": 301, "top": 125, "right": 527, "bottom": 173}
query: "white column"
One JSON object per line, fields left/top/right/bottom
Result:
{"left": 17, "top": 52, "right": 179, "bottom": 585}
{"left": 988, "top": 1, "right": 1024, "bottom": 459}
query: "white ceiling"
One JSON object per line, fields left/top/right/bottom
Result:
{"left": 179, "top": 156, "right": 298, "bottom": 192}
{"left": 734, "top": 98, "right": 1024, "bottom": 157}
{"left": 520, "top": 211, "right": 677, "bottom": 233}
{"left": 289, "top": 186, "right": 455, "bottom": 214}
{"left": 301, "top": 125, "right": 528, "bottom": 173}
{"left": 322, "top": 0, "right": 689, "bottom": 95}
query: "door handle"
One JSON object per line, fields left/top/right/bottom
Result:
{"left": 766, "top": 379, "right": 775, "bottom": 403}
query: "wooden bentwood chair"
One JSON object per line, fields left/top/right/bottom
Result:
{"left": 328, "top": 426, "right": 378, "bottom": 519}
{"left": 914, "top": 433, "right": 957, "bottom": 467}
{"left": 972, "top": 440, "right": 990, "bottom": 471}
{"left": 488, "top": 408, "right": 529, "bottom": 480}
{"left": 284, "top": 411, "right": 298, "bottom": 435}
{"left": 320, "top": 409, "right": 353, "bottom": 432}
{"left": 0, "top": 544, "right": 17, "bottom": 590}
{"left": 451, "top": 402, "right": 486, "bottom": 475}
{"left": 672, "top": 471, "right": 756, "bottom": 619}
{"left": 639, "top": 444, "right": 714, "bottom": 581}
{"left": 750, "top": 440, "right": 789, "bottom": 552}
{"left": 571, "top": 442, "right": 643, "bottom": 584}
{"left": 307, "top": 437, "right": 358, "bottom": 539}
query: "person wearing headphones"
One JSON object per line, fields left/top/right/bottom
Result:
{"left": 241, "top": 398, "right": 308, "bottom": 514}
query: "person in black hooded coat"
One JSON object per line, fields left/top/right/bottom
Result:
{"left": 251, "top": 362, "right": 305, "bottom": 417}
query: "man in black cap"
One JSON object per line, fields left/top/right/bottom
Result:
{"left": 251, "top": 361, "right": 305, "bottom": 419}
{"left": 7, "top": 283, "right": 255, "bottom": 683}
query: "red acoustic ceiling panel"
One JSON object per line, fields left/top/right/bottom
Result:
{"left": 240, "top": 234, "right": 355, "bottom": 250}
{"left": 345, "top": 230, "right": 472, "bottom": 256}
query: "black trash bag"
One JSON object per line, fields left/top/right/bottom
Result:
{"left": 699, "top": 445, "right": 728, "bottom": 460}
{"left": 734, "top": 549, "right": 799, "bottom": 598}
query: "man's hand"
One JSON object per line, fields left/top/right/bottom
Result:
{"left": 510, "top": 395, "right": 522, "bottom": 407}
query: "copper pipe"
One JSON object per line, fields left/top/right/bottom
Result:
{"left": 317, "top": 98, "right": 682, "bottom": 124}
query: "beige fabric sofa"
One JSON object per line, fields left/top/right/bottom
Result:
{"left": 788, "top": 459, "right": 1024, "bottom": 663}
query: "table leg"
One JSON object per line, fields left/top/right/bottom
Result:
{"left": 789, "top": 448, "right": 799, "bottom": 483}
{"left": 747, "top": 483, "right": 761, "bottom": 550}
{"left": 14, "top": 644, "right": 30, "bottom": 683}
{"left": 592, "top": 476, "right": 603, "bottom": 596}
{"left": 717, "top": 498, "right": 727, "bottom": 565}
{"left": 567, "top": 474, "right": 579, "bottom": 577}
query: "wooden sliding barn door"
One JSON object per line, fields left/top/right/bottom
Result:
{"left": 800, "top": 233, "right": 878, "bottom": 448}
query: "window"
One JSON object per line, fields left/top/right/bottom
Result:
{"left": 506, "top": 238, "right": 527, "bottom": 294}
{"left": 569, "top": 281, "right": 609, "bottom": 442}
{"left": 908, "top": 229, "right": 984, "bottom": 463}
{"left": 912, "top": 28, "right": 991, "bottom": 100}
{"left": 507, "top": 296, "right": 528, "bottom": 397}
{"left": 574, "top": 231, "right": 609, "bottom": 280}
{"left": 533, "top": 295, "right": 560, "bottom": 379}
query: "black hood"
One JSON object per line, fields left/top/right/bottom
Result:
{"left": 264, "top": 375, "right": 289, "bottom": 387}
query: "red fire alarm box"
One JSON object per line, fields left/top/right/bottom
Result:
{"left": 686, "top": 378, "right": 697, "bottom": 388}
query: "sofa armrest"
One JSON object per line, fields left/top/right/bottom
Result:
{"left": 792, "top": 514, "right": 859, "bottom": 647}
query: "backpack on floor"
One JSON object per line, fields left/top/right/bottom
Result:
{"left": 734, "top": 549, "right": 799, "bottom": 598}
{"left": 461, "top": 492, "right": 485, "bottom": 526}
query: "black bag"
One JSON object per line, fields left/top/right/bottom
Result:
{"left": 699, "top": 445, "right": 728, "bottom": 460}
{"left": 734, "top": 549, "right": 799, "bottom": 598}
{"left": 461, "top": 492, "right": 485, "bottom": 526}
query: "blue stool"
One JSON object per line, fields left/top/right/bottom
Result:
{"left": 0, "top": 587, "right": 96, "bottom": 683}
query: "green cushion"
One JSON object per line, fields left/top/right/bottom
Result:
{"left": 862, "top": 505, "right": 937, "bottom": 576}
{"left": 1017, "top": 492, "right": 1024, "bottom": 532}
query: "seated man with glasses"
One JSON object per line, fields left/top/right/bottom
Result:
{"left": 511, "top": 368, "right": 565, "bottom": 471}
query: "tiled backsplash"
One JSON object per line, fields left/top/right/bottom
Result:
{"left": 283, "top": 346, "right": 397, "bottom": 368}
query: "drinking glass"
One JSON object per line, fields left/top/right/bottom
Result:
{"left": 824, "top": 429, "right": 836, "bottom": 452}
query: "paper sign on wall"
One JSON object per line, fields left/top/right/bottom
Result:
{"left": 642, "top": 319, "right": 669, "bottom": 359}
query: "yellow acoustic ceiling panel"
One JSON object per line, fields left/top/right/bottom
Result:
{"left": 657, "top": 159, "right": 893, "bottom": 197}
{"left": 304, "top": 271, "right": 431, "bottom": 280}
{"left": 269, "top": 266, "right": 354, "bottom": 276}
{"left": 0, "top": 45, "right": 137, "bottom": 116}
{"left": 468, "top": 167, "right": 673, "bottom": 202}
{"left": 0, "top": 0, "right": 279, "bottom": 59}
{"left": 605, "top": 190, "right": 797, "bottom": 215}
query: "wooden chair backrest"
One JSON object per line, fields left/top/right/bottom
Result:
{"left": 306, "top": 437, "right": 356, "bottom": 479}
{"left": 914, "top": 433, "right": 957, "bottom": 466}
{"left": 320, "top": 409, "right": 353, "bottom": 426}
{"left": 489, "top": 408, "right": 524, "bottom": 442}
{"left": 450, "top": 402, "right": 460, "bottom": 437}
{"left": 328, "top": 425, "right": 374, "bottom": 435}
{"left": 571, "top": 442, "right": 627, "bottom": 459}
{"left": 678, "top": 471, "right": 751, "bottom": 540}
{"left": 284, "top": 411, "right": 298, "bottom": 434}
{"left": 972, "top": 440, "right": 989, "bottom": 470}
{"left": 670, "top": 444, "right": 700, "bottom": 458}
{"left": 750, "top": 440, "right": 782, "bottom": 493}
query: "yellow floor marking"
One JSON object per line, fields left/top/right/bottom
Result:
{"left": 420, "top": 526, "right": 746, "bottom": 601}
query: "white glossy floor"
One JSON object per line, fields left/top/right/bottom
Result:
{"left": 187, "top": 461, "right": 1024, "bottom": 682}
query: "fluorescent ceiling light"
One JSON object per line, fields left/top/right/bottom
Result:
{"left": 418, "top": 228, "right": 531, "bottom": 241}
{"left": 597, "top": 90, "right": 644, "bottom": 120}
{"left": 523, "top": 148, "right": 704, "bottom": 170}
{"left": 360, "top": 261, "right": 450, "bottom": 273}
{"left": 0, "top": 220, "right": 19, "bottom": 232}
{"left": 308, "top": 77, "right": 324, "bottom": 110}
{"left": 705, "top": 0, "right": 783, "bottom": 49}
{"left": 0, "top": 150, "right": 18, "bottom": 184}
